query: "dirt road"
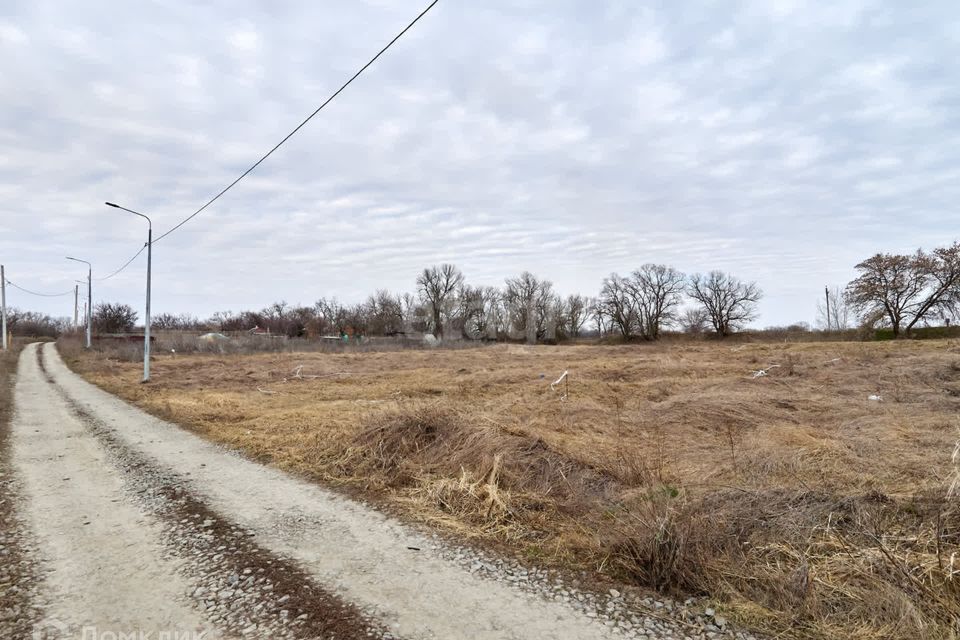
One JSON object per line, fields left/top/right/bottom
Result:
{"left": 4, "top": 343, "right": 726, "bottom": 640}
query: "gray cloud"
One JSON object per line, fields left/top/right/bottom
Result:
{"left": 1, "top": 0, "right": 958, "bottom": 326}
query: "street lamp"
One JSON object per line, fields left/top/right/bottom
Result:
{"left": 106, "top": 202, "right": 152, "bottom": 383}
{"left": 66, "top": 257, "right": 92, "bottom": 348}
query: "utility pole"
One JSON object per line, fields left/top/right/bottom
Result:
{"left": 824, "top": 286, "right": 831, "bottom": 331}
{"left": 1, "top": 264, "right": 7, "bottom": 351}
{"left": 67, "top": 257, "right": 92, "bottom": 348}
{"left": 144, "top": 229, "right": 151, "bottom": 382}
{"left": 106, "top": 202, "right": 152, "bottom": 382}
{"left": 87, "top": 266, "right": 93, "bottom": 349}
{"left": 86, "top": 266, "right": 92, "bottom": 348}
{"left": 74, "top": 284, "right": 79, "bottom": 328}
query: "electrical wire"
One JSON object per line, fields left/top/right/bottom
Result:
{"left": 94, "top": 243, "right": 147, "bottom": 281}
{"left": 4, "top": 241, "right": 146, "bottom": 297}
{"left": 3, "top": 278, "right": 74, "bottom": 297}
{"left": 153, "top": 0, "right": 440, "bottom": 243}
{"left": 3, "top": 1, "right": 439, "bottom": 297}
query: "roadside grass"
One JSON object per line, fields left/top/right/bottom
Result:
{"left": 0, "top": 340, "right": 23, "bottom": 435}
{"left": 59, "top": 337, "right": 960, "bottom": 639}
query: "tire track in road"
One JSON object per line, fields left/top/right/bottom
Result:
{"left": 58, "top": 385, "right": 393, "bottom": 639}
{"left": 17, "top": 342, "right": 392, "bottom": 640}
{"left": 11, "top": 343, "right": 214, "bottom": 639}
{"left": 0, "top": 344, "right": 43, "bottom": 639}
{"left": 44, "top": 342, "right": 631, "bottom": 640}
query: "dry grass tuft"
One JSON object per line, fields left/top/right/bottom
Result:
{"left": 335, "top": 404, "right": 618, "bottom": 532}
{"left": 605, "top": 487, "right": 960, "bottom": 638}
{"left": 60, "top": 337, "right": 960, "bottom": 639}
{"left": 0, "top": 340, "right": 26, "bottom": 432}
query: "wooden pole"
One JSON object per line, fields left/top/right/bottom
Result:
{"left": 824, "top": 286, "right": 831, "bottom": 331}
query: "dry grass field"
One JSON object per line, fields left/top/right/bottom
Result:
{"left": 61, "top": 338, "right": 960, "bottom": 639}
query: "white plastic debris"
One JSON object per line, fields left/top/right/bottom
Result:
{"left": 550, "top": 370, "right": 568, "bottom": 389}
{"left": 291, "top": 365, "right": 321, "bottom": 380}
{"left": 751, "top": 364, "right": 781, "bottom": 379}
{"left": 868, "top": 394, "right": 882, "bottom": 402}
{"left": 550, "top": 370, "right": 569, "bottom": 400}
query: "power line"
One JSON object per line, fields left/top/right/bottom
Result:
{"left": 2, "top": 1, "right": 439, "bottom": 300}
{"left": 3, "top": 278, "right": 74, "bottom": 297}
{"left": 3, "top": 242, "right": 146, "bottom": 298}
{"left": 153, "top": 0, "right": 440, "bottom": 244}
{"left": 95, "top": 243, "right": 147, "bottom": 281}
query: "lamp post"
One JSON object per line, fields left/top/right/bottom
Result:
{"left": 106, "top": 202, "right": 152, "bottom": 382}
{"left": 66, "top": 257, "right": 92, "bottom": 348}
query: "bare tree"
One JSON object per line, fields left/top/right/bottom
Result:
{"left": 598, "top": 273, "right": 637, "bottom": 338}
{"left": 153, "top": 313, "right": 204, "bottom": 331}
{"left": 284, "top": 306, "right": 315, "bottom": 338}
{"left": 339, "top": 303, "right": 367, "bottom": 336}
{"left": 565, "top": 294, "right": 589, "bottom": 337}
{"left": 679, "top": 307, "right": 709, "bottom": 335}
{"left": 846, "top": 243, "right": 960, "bottom": 337}
{"left": 92, "top": 302, "right": 138, "bottom": 333}
{"left": 210, "top": 310, "right": 237, "bottom": 331}
{"left": 152, "top": 313, "right": 178, "bottom": 330}
{"left": 314, "top": 298, "right": 346, "bottom": 336}
{"left": 265, "top": 300, "right": 288, "bottom": 320}
{"left": 252, "top": 300, "right": 316, "bottom": 337}
{"left": 816, "top": 286, "right": 853, "bottom": 331}
{"left": 687, "top": 271, "right": 762, "bottom": 337}
{"left": 399, "top": 292, "right": 420, "bottom": 332}
{"left": 549, "top": 296, "right": 569, "bottom": 341}
{"left": 536, "top": 282, "right": 560, "bottom": 341}
{"left": 366, "top": 290, "right": 405, "bottom": 335}
{"left": 416, "top": 264, "right": 464, "bottom": 339}
{"left": 459, "top": 285, "right": 502, "bottom": 340}
{"left": 591, "top": 297, "right": 607, "bottom": 336}
{"left": 846, "top": 254, "right": 924, "bottom": 337}
{"left": 907, "top": 242, "right": 960, "bottom": 332}
{"left": 628, "top": 264, "right": 685, "bottom": 339}
{"left": 504, "top": 271, "right": 556, "bottom": 343}
{"left": 4, "top": 308, "right": 65, "bottom": 338}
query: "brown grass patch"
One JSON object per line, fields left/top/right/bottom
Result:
{"left": 0, "top": 341, "right": 24, "bottom": 432}
{"left": 333, "top": 405, "right": 618, "bottom": 534}
{"left": 59, "top": 337, "right": 960, "bottom": 639}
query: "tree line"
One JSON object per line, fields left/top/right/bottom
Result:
{"left": 137, "top": 240, "right": 960, "bottom": 341}
{"left": 6, "top": 240, "right": 957, "bottom": 341}
{"left": 812, "top": 241, "right": 960, "bottom": 337}
{"left": 145, "top": 264, "right": 764, "bottom": 342}
{"left": 0, "top": 309, "right": 67, "bottom": 338}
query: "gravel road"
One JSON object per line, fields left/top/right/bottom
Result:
{"left": 3, "top": 343, "right": 759, "bottom": 640}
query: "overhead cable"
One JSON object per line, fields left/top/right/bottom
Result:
{"left": 153, "top": 0, "right": 440, "bottom": 243}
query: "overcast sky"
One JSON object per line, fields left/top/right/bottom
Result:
{"left": 1, "top": 0, "right": 958, "bottom": 326}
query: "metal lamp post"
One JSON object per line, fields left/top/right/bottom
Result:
{"left": 106, "top": 202, "right": 152, "bottom": 382}
{"left": 66, "top": 257, "right": 92, "bottom": 348}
